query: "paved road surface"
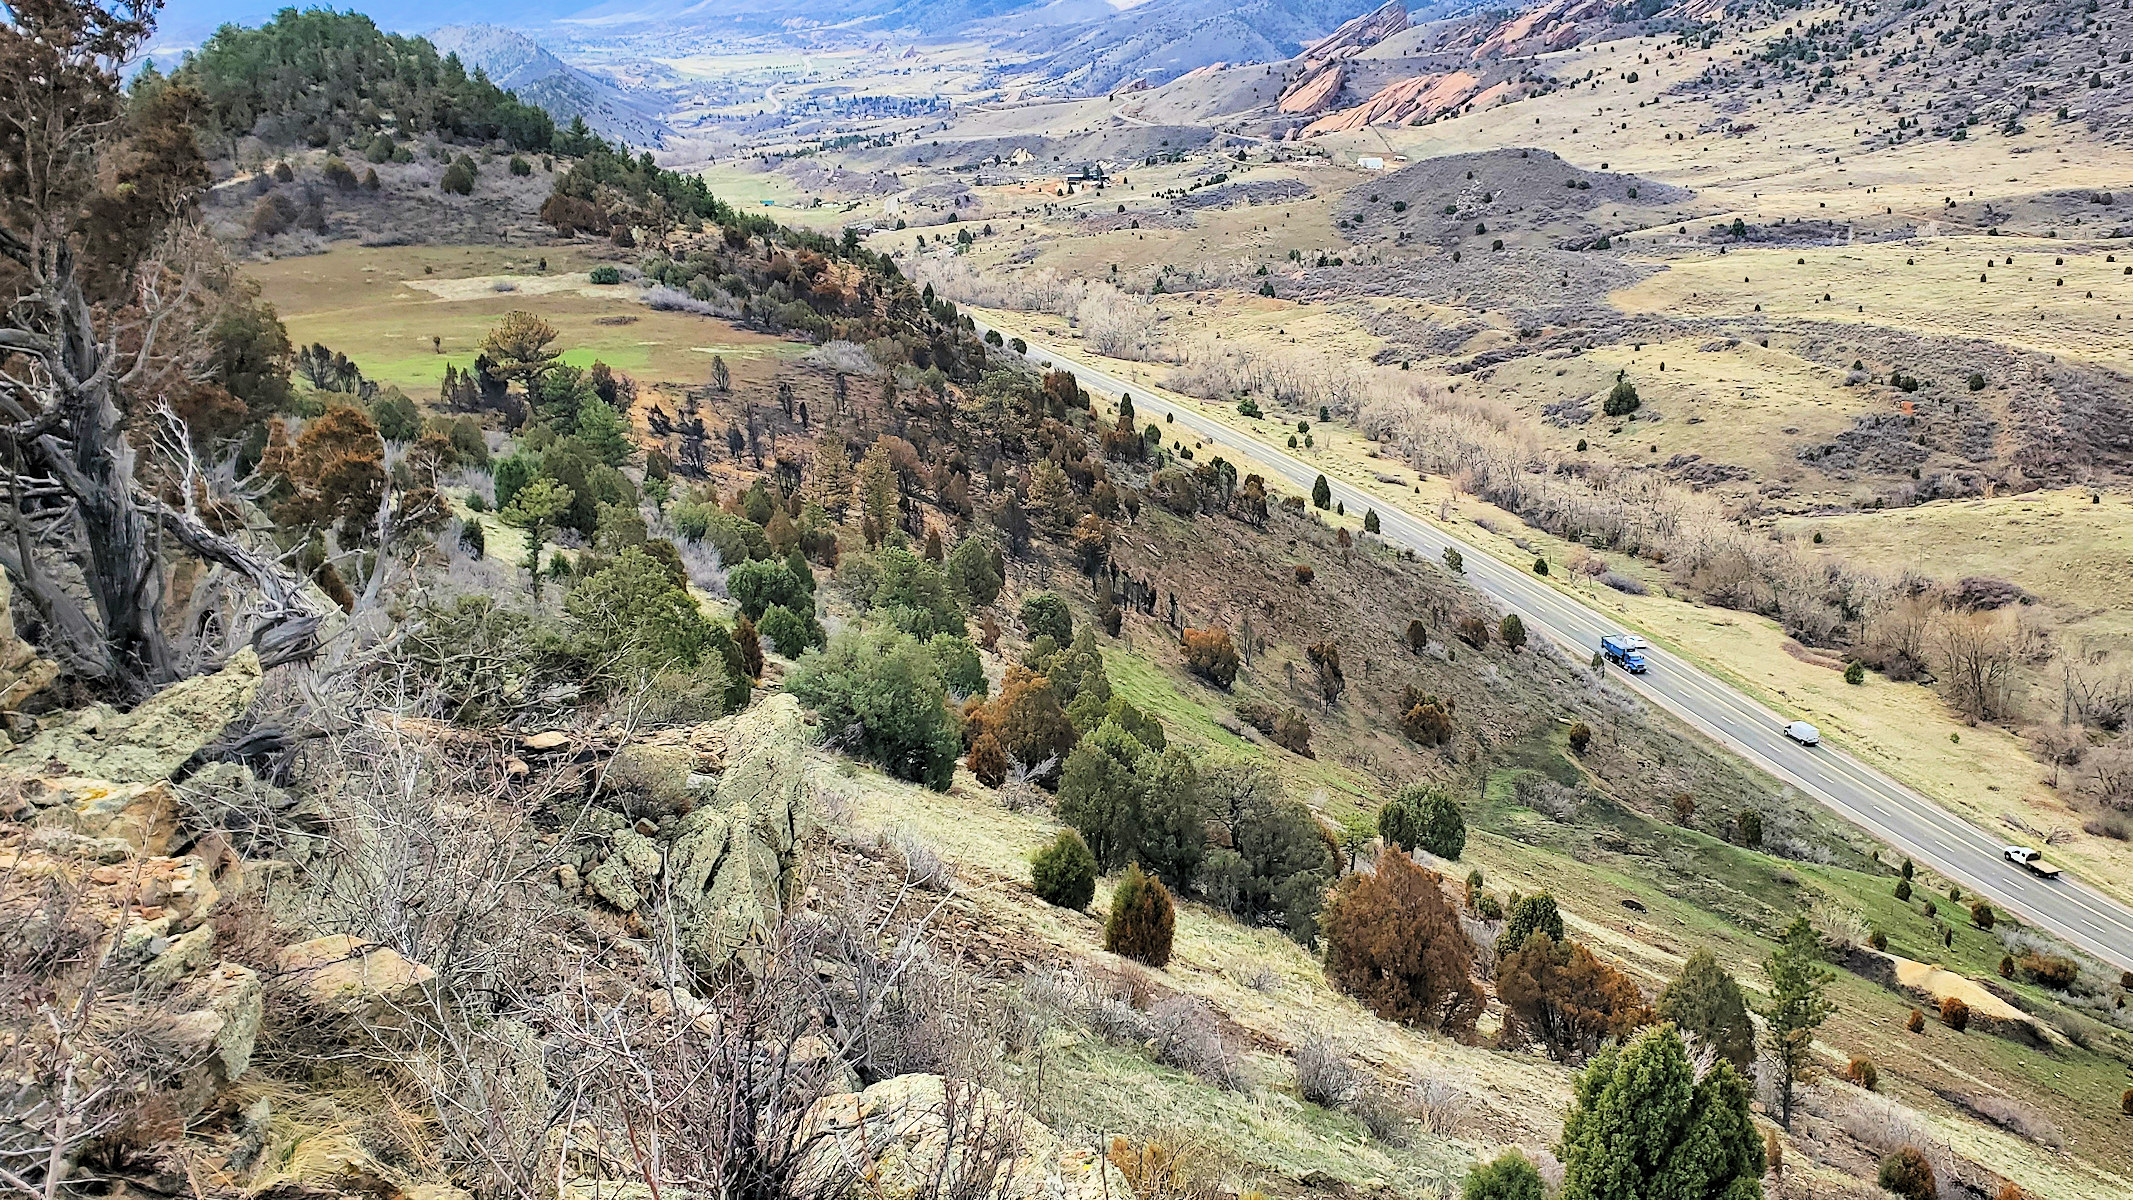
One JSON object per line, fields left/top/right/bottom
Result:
{"left": 979, "top": 317, "right": 2133, "bottom": 970}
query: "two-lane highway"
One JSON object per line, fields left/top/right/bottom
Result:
{"left": 979, "top": 316, "right": 2133, "bottom": 970}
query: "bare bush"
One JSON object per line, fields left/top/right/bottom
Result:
{"left": 1076, "top": 290, "right": 1163, "bottom": 361}
{"left": 1291, "top": 1027, "right": 1358, "bottom": 1108}
{"left": 1146, "top": 996, "right": 1242, "bottom": 1090}
{"left": 1933, "top": 610, "right": 2022, "bottom": 723}
{"left": 803, "top": 340, "right": 885, "bottom": 376}
{"left": 642, "top": 283, "right": 742, "bottom": 318}
{"left": 1959, "top": 1093, "right": 2063, "bottom": 1147}
{"left": 672, "top": 535, "right": 729, "bottom": 595}
{"left": 2081, "top": 737, "right": 2133, "bottom": 812}
{"left": 1349, "top": 1083, "right": 1410, "bottom": 1145}
{"left": 1837, "top": 1092, "right": 1967, "bottom": 1193}
{"left": 1085, "top": 993, "right": 1154, "bottom": 1044}
{"left": 1408, "top": 1073, "right": 1467, "bottom": 1136}
{"left": 1811, "top": 903, "right": 1873, "bottom": 952}
{"left": 882, "top": 826, "right": 958, "bottom": 893}
{"left": 1514, "top": 774, "right": 1586, "bottom": 821}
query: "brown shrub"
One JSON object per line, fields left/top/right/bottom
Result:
{"left": 2018, "top": 951, "right": 2077, "bottom": 989}
{"left": 1106, "top": 1134, "right": 1224, "bottom": 1200}
{"left": 1456, "top": 615, "right": 1490, "bottom": 647}
{"left": 1398, "top": 686, "right": 1455, "bottom": 747}
{"left": 1877, "top": 1148, "right": 1936, "bottom": 1200}
{"left": 1105, "top": 864, "right": 1175, "bottom": 967}
{"left": 1405, "top": 619, "right": 1427, "bottom": 652}
{"left": 1239, "top": 701, "right": 1315, "bottom": 757}
{"left": 1846, "top": 1056, "right": 1879, "bottom": 1091}
{"left": 1497, "top": 932, "right": 1653, "bottom": 1063}
{"left": 1294, "top": 564, "right": 1315, "bottom": 585}
{"left": 1181, "top": 627, "right": 1241, "bottom": 688}
{"left": 1305, "top": 641, "right": 1344, "bottom": 702}
{"left": 1567, "top": 722, "right": 1591, "bottom": 754}
{"left": 1321, "top": 851, "right": 1482, "bottom": 1035}
{"left": 1940, "top": 996, "right": 1970, "bottom": 1032}
{"left": 967, "top": 733, "right": 1009, "bottom": 788}
{"left": 983, "top": 666, "right": 1076, "bottom": 774}
{"left": 1907, "top": 1007, "right": 1925, "bottom": 1033}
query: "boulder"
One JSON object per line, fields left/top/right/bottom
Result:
{"left": 0, "top": 570, "right": 57, "bottom": 725}
{"left": 662, "top": 695, "right": 813, "bottom": 977}
{"left": 279, "top": 934, "right": 436, "bottom": 1020}
{"left": 19, "top": 777, "right": 181, "bottom": 855}
{"left": 586, "top": 826, "right": 663, "bottom": 912}
{"left": 144, "top": 923, "right": 216, "bottom": 987}
{"left": 168, "top": 962, "right": 265, "bottom": 1080}
{"left": 799, "top": 1074, "right": 1129, "bottom": 1200}
{"left": 0, "top": 648, "right": 262, "bottom": 784}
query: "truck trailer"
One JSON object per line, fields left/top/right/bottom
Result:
{"left": 1600, "top": 634, "right": 1647, "bottom": 673}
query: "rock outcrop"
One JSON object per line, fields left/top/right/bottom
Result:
{"left": 3, "top": 648, "right": 262, "bottom": 785}
{"left": 1278, "top": 63, "right": 1346, "bottom": 115}
{"left": 0, "top": 571, "right": 57, "bottom": 731}
{"left": 1471, "top": 0, "right": 1607, "bottom": 61}
{"left": 799, "top": 1075, "right": 1131, "bottom": 1200}
{"left": 280, "top": 934, "right": 440, "bottom": 1021}
{"left": 1303, "top": 0, "right": 1409, "bottom": 61}
{"left": 570, "top": 695, "right": 814, "bottom": 977}
{"left": 1300, "top": 70, "right": 1484, "bottom": 136}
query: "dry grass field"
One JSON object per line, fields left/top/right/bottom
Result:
{"left": 249, "top": 245, "right": 809, "bottom": 400}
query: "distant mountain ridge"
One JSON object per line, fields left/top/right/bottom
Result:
{"left": 427, "top": 23, "right": 672, "bottom": 148}
{"left": 996, "top": 0, "right": 1370, "bottom": 94}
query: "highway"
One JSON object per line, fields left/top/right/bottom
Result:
{"left": 977, "top": 316, "right": 2133, "bottom": 971}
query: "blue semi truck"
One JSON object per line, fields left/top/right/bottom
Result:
{"left": 1600, "top": 634, "right": 1647, "bottom": 673}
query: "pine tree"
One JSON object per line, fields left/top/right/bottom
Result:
{"left": 858, "top": 442, "right": 896, "bottom": 547}
{"left": 1031, "top": 829, "right": 1098, "bottom": 910}
{"left": 1655, "top": 949, "right": 1756, "bottom": 1072}
{"left": 1761, "top": 916, "right": 1834, "bottom": 1128}
{"left": 1558, "top": 1025, "right": 1763, "bottom": 1200}
{"left": 1500, "top": 892, "right": 1564, "bottom": 957}
{"left": 1311, "top": 474, "right": 1332, "bottom": 509}
{"left": 1379, "top": 784, "right": 1465, "bottom": 859}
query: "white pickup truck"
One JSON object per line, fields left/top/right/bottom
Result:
{"left": 2002, "top": 845, "right": 2062, "bottom": 880}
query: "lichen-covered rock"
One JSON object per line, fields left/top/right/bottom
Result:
{"left": 0, "top": 570, "right": 57, "bottom": 727}
{"left": 587, "top": 826, "right": 665, "bottom": 912}
{"left": 0, "top": 648, "right": 262, "bottom": 784}
{"left": 176, "top": 761, "right": 323, "bottom": 862}
{"left": 144, "top": 923, "right": 217, "bottom": 987}
{"left": 19, "top": 777, "right": 181, "bottom": 854}
{"left": 663, "top": 695, "right": 813, "bottom": 977}
{"left": 280, "top": 934, "right": 436, "bottom": 1020}
{"left": 800, "top": 1074, "right": 1129, "bottom": 1200}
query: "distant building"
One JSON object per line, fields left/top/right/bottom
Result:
{"left": 1358, "top": 156, "right": 1385, "bottom": 171}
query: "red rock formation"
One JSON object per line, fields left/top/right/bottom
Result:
{"left": 1303, "top": 1, "right": 1410, "bottom": 61}
{"left": 1471, "top": 0, "right": 1608, "bottom": 61}
{"left": 1299, "top": 70, "right": 1482, "bottom": 135}
{"left": 1278, "top": 62, "right": 1346, "bottom": 114}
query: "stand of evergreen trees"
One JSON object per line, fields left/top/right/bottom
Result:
{"left": 176, "top": 9, "right": 554, "bottom": 151}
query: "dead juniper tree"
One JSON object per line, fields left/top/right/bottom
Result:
{"left": 0, "top": 0, "right": 318, "bottom": 698}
